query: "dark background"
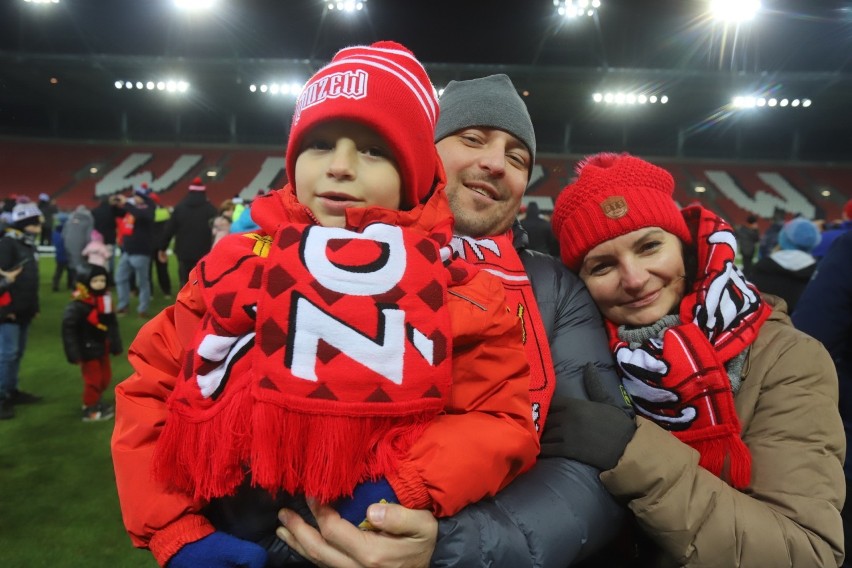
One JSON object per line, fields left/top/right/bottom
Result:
{"left": 1, "top": 0, "right": 850, "bottom": 161}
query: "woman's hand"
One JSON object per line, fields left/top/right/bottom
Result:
{"left": 0, "top": 265, "right": 24, "bottom": 283}
{"left": 276, "top": 498, "right": 438, "bottom": 568}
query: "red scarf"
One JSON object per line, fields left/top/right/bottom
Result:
{"left": 607, "top": 206, "right": 770, "bottom": 489}
{"left": 74, "top": 284, "right": 113, "bottom": 331}
{"left": 450, "top": 230, "right": 556, "bottom": 435}
{"left": 153, "top": 186, "right": 476, "bottom": 503}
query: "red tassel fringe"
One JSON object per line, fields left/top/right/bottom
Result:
{"left": 250, "top": 402, "right": 434, "bottom": 504}
{"left": 680, "top": 425, "right": 752, "bottom": 490}
{"left": 152, "top": 386, "right": 254, "bottom": 501}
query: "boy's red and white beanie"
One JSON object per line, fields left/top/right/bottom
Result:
{"left": 188, "top": 176, "right": 206, "bottom": 191}
{"left": 552, "top": 152, "right": 692, "bottom": 271}
{"left": 286, "top": 41, "right": 440, "bottom": 209}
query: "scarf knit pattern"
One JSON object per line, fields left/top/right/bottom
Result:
{"left": 153, "top": 186, "right": 476, "bottom": 503}
{"left": 449, "top": 231, "right": 556, "bottom": 435}
{"left": 607, "top": 206, "right": 771, "bottom": 489}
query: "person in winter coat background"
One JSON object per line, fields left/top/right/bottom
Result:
{"left": 61, "top": 264, "right": 122, "bottom": 422}
{"left": 61, "top": 204, "right": 94, "bottom": 284}
{"left": 549, "top": 152, "right": 844, "bottom": 567}
{"left": 156, "top": 176, "right": 217, "bottom": 288}
{"left": 114, "top": 186, "right": 156, "bottom": 317}
{"left": 735, "top": 213, "right": 760, "bottom": 276}
{"left": 51, "top": 212, "right": 73, "bottom": 292}
{"left": 81, "top": 229, "right": 112, "bottom": 269}
{"left": 750, "top": 217, "right": 821, "bottom": 313}
{"left": 0, "top": 202, "right": 45, "bottom": 420}
{"left": 520, "top": 201, "right": 559, "bottom": 256}
{"left": 793, "top": 229, "right": 852, "bottom": 565}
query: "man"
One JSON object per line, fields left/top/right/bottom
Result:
{"left": 157, "top": 176, "right": 218, "bottom": 288}
{"left": 277, "top": 74, "right": 629, "bottom": 567}
{"left": 0, "top": 202, "right": 44, "bottom": 419}
{"left": 736, "top": 214, "right": 760, "bottom": 276}
{"left": 114, "top": 186, "right": 155, "bottom": 318}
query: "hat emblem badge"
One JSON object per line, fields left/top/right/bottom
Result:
{"left": 600, "top": 196, "right": 628, "bottom": 219}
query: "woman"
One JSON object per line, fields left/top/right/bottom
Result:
{"left": 547, "top": 152, "right": 844, "bottom": 567}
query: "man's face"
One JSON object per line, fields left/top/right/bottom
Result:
{"left": 437, "top": 128, "right": 530, "bottom": 238}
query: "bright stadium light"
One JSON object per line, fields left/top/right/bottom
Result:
{"left": 174, "top": 0, "right": 216, "bottom": 10}
{"left": 732, "top": 93, "right": 811, "bottom": 109}
{"left": 555, "top": 0, "right": 599, "bottom": 18}
{"left": 327, "top": 0, "right": 365, "bottom": 13}
{"left": 593, "top": 91, "right": 669, "bottom": 106}
{"left": 250, "top": 80, "right": 303, "bottom": 97}
{"left": 114, "top": 80, "right": 123, "bottom": 89}
{"left": 710, "top": 0, "right": 760, "bottom": 22}
{"left": 24, "top": 0, "right": 61, "bottom": 4}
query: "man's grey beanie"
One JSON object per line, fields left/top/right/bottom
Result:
{"left": 435, "top": 74, "right": 536, "bottom": 166}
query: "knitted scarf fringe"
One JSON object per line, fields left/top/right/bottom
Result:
{"left": 678, "top": 422, "right": 752, "bottom": 490}
{"left": 249, "top": 404, "right": 435, "bottom": 504}
{"left": 152, "top": 386, "right": 254, "bottom": 501}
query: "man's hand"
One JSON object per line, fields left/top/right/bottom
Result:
{"left": 157, "top": 250, "right": 168, "bottom": 264}
{"left": 276, "top": 499, "right": 437, "bottom": 568}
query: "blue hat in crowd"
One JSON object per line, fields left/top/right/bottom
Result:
{"left": 778, "top": 218, "right": 821, "bottom": 253}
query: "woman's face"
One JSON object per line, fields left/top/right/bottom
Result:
{"left": 579, "top": 227, "right": 687, "bottom": 327}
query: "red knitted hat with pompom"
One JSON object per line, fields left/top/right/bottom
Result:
{"left": 551, "top": 153, "right": 692, "bottom": 271}
{"left": 188, "top": 177, "right": 206, "bottom": 191}
{"left": 286, "top": 41, "right": 440, "bottom": 209}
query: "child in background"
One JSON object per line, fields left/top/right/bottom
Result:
{"left": 81, "top": 229, "right": 112, "bottom": 268}
{"left": 61, "top": 264, "right": 122, "bottom": 421}
{"left": 112, "top": 41, "right": 538, "bottom": 568}
{"left": 210, "top": 214, "right": 231, "bottom": 246}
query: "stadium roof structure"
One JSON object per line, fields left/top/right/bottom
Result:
{"left": 1, "top": 0, "right": 851, "bottom": 162}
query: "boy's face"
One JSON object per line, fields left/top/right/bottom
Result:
{"left": 89, "top": 275, "right": 108, "bottom": 291}
{"left": 23, "top": 221, "right": 42, "bottom": 235}
{"left": 295, "top": 120, "right": 401, "bottom": 228}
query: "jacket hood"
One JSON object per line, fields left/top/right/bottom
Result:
{"left": 767, "top": 250, "right": 816, "bottom": 275}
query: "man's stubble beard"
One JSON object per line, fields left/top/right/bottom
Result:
{"left": 445, "top": 183, "right": 518, "bottom": 239}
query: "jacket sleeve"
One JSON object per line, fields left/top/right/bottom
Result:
{"left": 387, "top": 271, "right": 539, "bottom": 518}
{"left": 106, "top": 312, "right": 123, "bottom": 354}
{"left": 430, "top": 253, "right": 626, "bottom": 567}
{"left": 61, "top": 303, "right": 82, "bottom": 363}
{"left": 111, "top": 271, "right": 216, "bottom": 567}
{"left": 600, "top": 321, "right": 845, "bottom": 567}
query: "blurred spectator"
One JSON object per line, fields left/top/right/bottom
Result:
{"left": 37, "top": 193, "right": 58, "bottom": 246}
{"left": 62, "top": 205, "right": 95, "bottom": 285}
{"left": 520, "top": 201, "right": 559, "bottom": 256}
{"left": 750, "top": 217, "right": 821, "bottom": 312}
{"left": 0, "top": 202, "right": 45, "bottom": 419}
{"left": 149, "top": 192, "right": 172, "bottom": 299}
{"left": 210, "top": 215, "right": 231, "bottom": 247}
{"left": 81, "top": 229, "right": 112, "bottom": 269}
{"left": 757, "top": 207, "right": 786, "bottom": 260}
{"left": 812, "top": 198, "right": 852, "bottom": 262}
{"left": 114, "top": 186, "right": 156, "bottom": 318}
{"left": 92, "top": 195, "right": 124, "bottom": 274}
{"left": 736, "top": 214, "right": 760, "bottom": 276}
{"left": 157, "top": 177, "right": 217, "bottom": 289}
{"left": 51, "top": 213, "right": 72, "bottom": 292}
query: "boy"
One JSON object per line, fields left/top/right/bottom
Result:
{"left": 61, "top": 264, "right": 123, "bottom": 421}
{"left": 0, "top": 201, "right": 44, "bottom": 420}
{"left": 112, "top": 41, "right": 538, "bottom": 567}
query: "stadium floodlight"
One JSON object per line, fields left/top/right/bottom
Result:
{"left": 24, "top": 0, "right": 61, "bottom": 4}
{"left": 173, "top": 0, "right": 216, "bottom": 10}
{"left": 327, "top": 0, "right": 365, "bottom": 12}
{"left": 147, "top": 81, "right": 155, "bottom": 90}
{"left": 710, "top": 0, "right": 760, "bottom": 22}
{"left": 695, "top": 186, "right": 707, "bottom": 193}
{"left": 114, "top": 81, "right": 123, "bottom": 89}
{"left": 260, "top": 84, "right": 268, "bottom": 93}
{"left": 555, "top": 0, "right": 599, "bottom": 18}
{"left": 802, "top": 99, "right": 812, "bottom": 107}
{"left": 821, "top": 189, "right": 831, "bottom": 197}
{"left": 250, "top": 84, "right": 257, "bottom": 92}
{"left": 593, "top": 91, "right": 669, "bottom": 106}
{"left": 732, "top": 93, "right": 810, "bottom": 109}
